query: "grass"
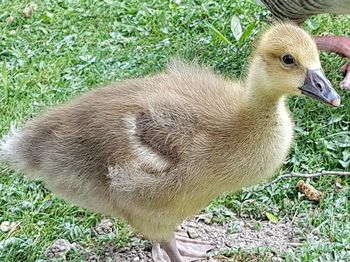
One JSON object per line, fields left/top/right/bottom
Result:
{"left": 0, "top": 0, "right": 349, "bottom": 261}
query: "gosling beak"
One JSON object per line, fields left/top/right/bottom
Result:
{"left": 300, "top": 69, "right": 341, "bottom": 107}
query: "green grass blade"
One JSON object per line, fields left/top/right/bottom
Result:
{"left": 1, "top": 62, "right": 9, "bottom": 104}
{"left": 207, "top": 24, "right": 233, "bottom": 45}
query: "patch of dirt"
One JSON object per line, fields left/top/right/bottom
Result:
{"left": 45, "top": 239, "right": 82, "bottom": 259}
{"left": 44, "top": 215, "right": 305, "bottom": 261}
{"left": 93, "top": 218, "right": 118, "bottom": 236}
{"left": 104, "top": 237, "right": 153, "bottom": 262}
{"left": 100, "top": 214, "right": 303, "bottom": 261}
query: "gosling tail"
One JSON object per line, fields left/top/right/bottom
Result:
{"left": 1, "top": 124, "right": 50, "bottom": 180}
{"left": 0, "top": 124, "right": 27, "bottom": 170}
{"left": 0, "top": 125, "right": 16, "bottom": 161}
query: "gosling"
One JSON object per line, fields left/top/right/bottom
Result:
{"left": 0, "top": 23, "right": 340, "bottom": 262}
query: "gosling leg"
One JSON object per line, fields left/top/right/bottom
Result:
{"left": 152, "top": 242, "right": 172, "bottom": 262}
{"left": 152, "top": 233, "right": 214, "bottom": 262}
{"left": 174, "top": 234, "right": 214, "bottom": 258}
{"left": 160, "top": 236, "right": 184, "bottom": 262}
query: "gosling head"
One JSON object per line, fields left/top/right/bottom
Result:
{"left": 249, "top": 23, "right": 340, "bottom": 107}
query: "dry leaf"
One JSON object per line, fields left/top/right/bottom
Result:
{"left": 335, "top": 177, "right": 343, "bottom": 192}
{"left": 22, "top": 3, "right": 38, "bottom": 18}
{"left": 7, "top": 15, "right": 15, "bottom": 23}
{"left": 297, "top": 180, "right": 324, "bottom": 202}
{"left": 0, "top": 221, "right": 16, "bottom": 232}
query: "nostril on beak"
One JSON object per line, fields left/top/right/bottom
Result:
{"left": 316, "top": 82, "right": 322, "bottom": 91}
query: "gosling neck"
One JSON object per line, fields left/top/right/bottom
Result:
{"left": 245, "top": 59, "right": 286, "bottom": 111}
{"left": 246, "top": 81, "right": 286, "bottom": 112}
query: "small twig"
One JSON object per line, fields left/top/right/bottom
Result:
{"left": 291, "top": 202, "right": 302, "bottom": 224}
{"left": 287, "top": 242, "right": 302, "bottom": 247}
{"left": 266, "top": 171, "right": 350, "bottom": 187}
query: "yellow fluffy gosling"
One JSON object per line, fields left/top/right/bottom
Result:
{"left": 0, "top": 23, "right": 340, "bottom": 262}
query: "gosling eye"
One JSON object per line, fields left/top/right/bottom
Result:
{"left": 282, "top": 54, "right": 295, "bottom": 65}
